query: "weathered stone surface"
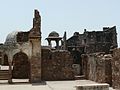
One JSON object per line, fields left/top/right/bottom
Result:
{"left": 17, "top": 32, "right": 29, "bottom": 43}
{"left": 30, "top": 56, "right": 41, "bottom": 83}
{"left": 112, "top": 48, "right": 120, "bottom": 89}
{"left": 67, "top": 26, "right": 117, "bottom": 54}
{"left": 12, "top": 52, "right": 30, "bottom": 79}
{"left": 41, "top": 49, "right": 74, "bottom": 80}
{"left": 82, "top": 53, "right": 112, "bottom": 86}
{"left": 76, "top": 84, "right": 109, "bottom": 90}
{"left": 29, "top": 9, "right": 42, "bottom": 83}
{"left": 0, "top": 51, "right": 2, "bottom": 65}
{"left": 29, "top": 10, "right": 41, "bottom": 37}
{"left": 0, "top": 8, "right": 119, "bottom": 88}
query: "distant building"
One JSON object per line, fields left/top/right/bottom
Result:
{"left": 67, "top": 27, "right": 117, "bottom": 64}
{"left": 67, "top": 26, "right": 117, "bottom": 54}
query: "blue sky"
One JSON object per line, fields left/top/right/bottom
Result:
{"left": 0, "top": 0, "right": 119, "bottom": 47}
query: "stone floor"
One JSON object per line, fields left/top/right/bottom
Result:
{"left": 0, "top": 79, "right": 116, "bottom": 90}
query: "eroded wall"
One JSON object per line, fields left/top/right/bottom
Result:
{"left": 82, "top": 53, "right": 112, "bottom": 86}
{"left": 41, "top": 48, "right": 74, "bottom": 80}
{"left": 112, "top": 48, "right": 120, "bottom": 89}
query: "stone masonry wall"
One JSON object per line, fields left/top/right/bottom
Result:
{"left": 0, "top": 52, "right": 2, "bottom": 65}
{"left": 112, "top": 48, "right": 120, "bottom": 89}
{"left": 82, "top": 53, "right": 112, "bottom": 86}
{"left": 41, "top": 48, "right": 74, "bottom": 81}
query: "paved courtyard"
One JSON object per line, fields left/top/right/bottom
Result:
{"left": 0, "top": 79, "right": 115, "bottom": 90}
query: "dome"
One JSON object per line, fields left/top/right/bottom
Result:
{"left": 48, "top": 31, "right": 59, "bottom": 37}
{"left": 5, "top": 31, "right": 19, "bottom": 45}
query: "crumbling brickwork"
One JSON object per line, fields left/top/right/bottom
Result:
{"left": 41, "top": 48, "right": 74, "bottom": 80}
{"left": 82, "top": 53, "right": 112, "bottom": 86}
{"left": 112, "top": 48, "right": 120, "bottom": 89}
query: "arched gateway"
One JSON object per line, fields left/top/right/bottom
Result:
{"left": 12, "top": 52, "right": 30, "bottom": 79}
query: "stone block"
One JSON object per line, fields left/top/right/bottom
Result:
{"left": 75, "top": 83, "right": 109, "bottom": 90}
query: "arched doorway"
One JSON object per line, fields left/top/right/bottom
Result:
{"left": 12, "top": 52, "right": 30, "bottom": 79}
{"left": 3, "top": 54, "right": 9, "bottom": 66}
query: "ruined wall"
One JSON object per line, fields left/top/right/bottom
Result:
{"left": 67, "top": 26, "right": 117, "bottom": 54}
{"left": 0, "top": 52, "right": 2, "bottom": 64}
{"left": 41, "top": 48, "right": 74, "bottom": 80}
{"left": 17, "top": 32, "right": 29, "bottom": 43}
{"left": 82, "top": 53, "right": 112, "bottom": 86}
{"left": 112, "top": 48, "right": 120, "bottom": 89}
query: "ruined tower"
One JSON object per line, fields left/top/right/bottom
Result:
{"left": 29, "top": 9, "right": 42, "bottom": 83}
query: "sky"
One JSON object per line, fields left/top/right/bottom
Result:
{"left": 0, "top": 0, "right": 119, "bottom": 47}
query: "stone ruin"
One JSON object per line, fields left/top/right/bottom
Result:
{"left": 0, "top": 9, "right": 119, "bottom": 89}
{"left": 0, "top": 10, "right": 75, "bottom": 83}
{"left": 0, "top": 9, "right": 42, "bottom": 83}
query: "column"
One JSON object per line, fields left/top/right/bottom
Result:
{"left": 8, "top": 61, "right": 12, "bottom": 84}
{"left": 56, "top": 40, "right": 59, "bottom": 49}
{"left": 48, "top": 39, "right": 51, "bottom": 47}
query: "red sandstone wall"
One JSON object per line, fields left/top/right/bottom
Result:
{"left": 41, "top": 49, "right": 74, "bottom": 80}
{"left": 112, "top": 48, "right": 120, "bottom": 89}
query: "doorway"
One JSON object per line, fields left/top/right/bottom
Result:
{"left": 12, "top": 52, "right": 30, "bottom": 79}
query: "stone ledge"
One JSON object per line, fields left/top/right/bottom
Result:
{"left": 75, "top": 75, "right": 85, "bottom": 80}
{"left": 75, "top": 83, "right": 109, "bottom": 90}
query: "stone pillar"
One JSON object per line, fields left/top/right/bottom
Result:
{"left": 48, "top": 39, "right": 51, "bottom": 47}
{"left": 63, "top": 31, "right": 67, "bottom": 50}
{"left": 56, "top": 40, "right": 59, "bottom": 49}
{"left": 29, "top": 9, "right": 42, "bottom": 83}
{"left": 29, "top": 39, "right": 41, "bottom": 83}
{"left": 8, "top": 61, "right": 12, "bottom": 84}
{"left": 81, "top": 54, "right": 88, "bottom": 79}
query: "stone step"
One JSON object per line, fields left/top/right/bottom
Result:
{"left": 0, "top": 70, "right": 9, "bottom": 80}
{"left": 0, "top": 76, "right": 9, "bottom": 80}
{"left": 0, "top": 70, "right": 9, "bottom": 73}
{"left": 75, "top": 83, "right": 109, "bottom": 90}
